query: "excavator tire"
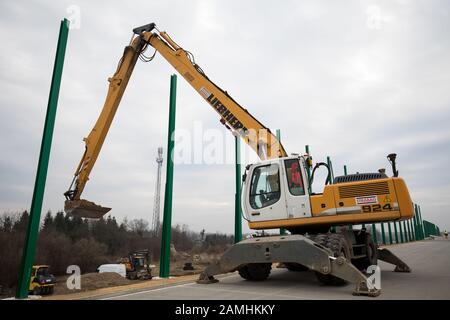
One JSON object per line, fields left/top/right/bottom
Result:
{"left": 353, "top": 233, "right": 378, "bottom": 271}
{"left": 238, "top": 263, "right": 272, "bottom": 281}
{"left": 313, "top": 233, "right": 350, "bottom": 286}
{"left": 284, "top": 263, "right": 309, "bottom": 272}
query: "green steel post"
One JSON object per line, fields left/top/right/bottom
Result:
{"left": 277, "top": 129, "right": 286, "bottom": 236}
{"left": 416, "top": 204, "right": 422, "bottom": 240}
{"left": 407, "top": 219, "right": 412, "bottom": 242}
{"left": 413, "top": 204, "right": 419, "bottom": 241}
{"left": 415, "top": 205, "right": 421, "bottom": 239}
{"left": 399, "top": 221, "right": 404, "bottom": 243}
{"left": 159, "top": 75, "right": 177, "bottom": 278}
{"left": 381, "top": 223, "right": 386, "bottom": 245}
{"left": 424, "top": 222, "right": 428, "bottom": 237}
{"left": 403, "top": 220, "right": 409, "bottom": 242}
{"left": 387, "top": 222, "right": 393, "bottom": 245}
{"left": 371, "top": 224, "right": 378, "bottom": 244}
{"left": 305, "top": 145, "right": 312, "bottom": 194}
{"left": 424, "top": 220, "right": 429, "bottom": 237}
{"left": 16, "top": 19, "right": 69, "bottom": 299}
{"left": 326, "top": 156, "right": 334, "bottom": 184}
{"left": 234, "top": 136, "right": 243, "bottom": 243}
{"left": 393, "top": 221, "right": 398, "bottom": 243}
{"left": 418, "top": 206, "right": 424, "bottom": 240}
{"left": 410, "top": 218, "right": 416, "bottom": 241}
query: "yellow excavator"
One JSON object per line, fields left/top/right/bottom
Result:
{"left": 64, "top": 23, "right": 414, "bottom": 296}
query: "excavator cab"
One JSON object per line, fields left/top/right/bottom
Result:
{"left": 244, "top": 156, "right": 312, "bottom": 223}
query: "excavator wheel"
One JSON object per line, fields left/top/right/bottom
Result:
{"left": 284, "top": 263, "right": 309, "bottom": 272}
{"left": 313, "top": 233, "right": 351, "bottom": 286}
{"left": 238, "top": 263, "right": 272, "bottom": 281}
{"left": 353, "top": 233, "right": 378, "bottom": 272}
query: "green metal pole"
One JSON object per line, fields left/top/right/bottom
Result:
{"left": 407, "top": 219, "right": 412, "bottom": 242}
{"left": 418, "top": 206, "right": 424, "bottom": 240}
{"left": 416, "top": 205, "right": 421, "bottom": 240}
{"left": 277, "top": 129, "right": 286, "bottom": 236}
{"left": 388, "top": 222, "right": 393, "bottom": 245}
{"left": 403, "top": 221, "right": 409, "bottom": 242}
{"left": 305, "top": 145, "right": 312, "bottom": 194}
{"left": 410, "top": 218, "right": 416, "bottom": 241}
{"left": 394, "top": 221, "right": 399, "bottom": 244}
{"left": 399, "top": 221, "right": 404, "bottom": 243}
{"left": 234, "top": 135, "right": 242, "bottom": 243}
{"left": 371, "top": 224, "right": 378, "bottom": 244}
{"left": 413, "top": 204, "right": 419, "bottom": 241}
{"left": 326, "top": 156, "right": 334, "bottom": 184}
{"left": 381, "top": 223, "right": 386, "bottom": 245}
{"left": 159, "top": 74, "right": 177, "bottom": 278}
{"left": 16, "top": 19, "right": 69, "bottom": 299}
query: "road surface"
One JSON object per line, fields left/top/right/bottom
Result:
{"left": 98, "top": 239, "right": 450, "bottom": 300}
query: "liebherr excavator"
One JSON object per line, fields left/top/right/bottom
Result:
{"left": 64, "top": 23, "right": 413, "bottom": 296}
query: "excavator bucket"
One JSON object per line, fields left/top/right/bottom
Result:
{"left": 64, "top": 199, "right": 111, "bottom": 219}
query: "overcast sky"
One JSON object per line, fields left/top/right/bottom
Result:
{"left": 1, "top": 0, "right": 449, "bottom": 234}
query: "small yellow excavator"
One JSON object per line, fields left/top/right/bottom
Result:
{"left": 28, "top": 265, "right": 56, "bottom": 295}
{"left": 64, "top": 23, "right": 414, "bottom": 296}
{"left": 118, "top": 250, "right": 152, "bottom": 280}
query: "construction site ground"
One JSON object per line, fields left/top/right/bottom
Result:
{"left": 38, "top": 238, "right": 450, "bottom": 300}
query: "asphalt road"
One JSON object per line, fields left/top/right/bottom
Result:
{"left": 99, "top": 239, "right": 450, "bottom": 300}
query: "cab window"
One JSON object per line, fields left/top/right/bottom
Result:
{"left": 250, "top": 164, "right": 281, "bottom": 209}
{"left": 285, "top": 159, "right": 305, "bottom": 196}
{"left": 36, "top": 268, "right": 49, "bottom": 276}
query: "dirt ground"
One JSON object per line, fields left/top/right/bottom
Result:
{"left": 54, "top": 272, "right": 132, "bottom": 295}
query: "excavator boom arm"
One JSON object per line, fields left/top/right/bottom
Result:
{"left": 65, "top": 23, "right": 287, "bottom": 213}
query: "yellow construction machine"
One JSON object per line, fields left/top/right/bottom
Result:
{"left": 28, "top": 265, "right": 56, "bottom": 295}
{"left": 118, "top": 250, "right": 152, "bottom": 280}
{"left": 64, "top": 23, "right": 414, "bottom": 296}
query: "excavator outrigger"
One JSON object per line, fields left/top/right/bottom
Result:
{"left": 64, "top": 23, "right": 413, "bottom": 296}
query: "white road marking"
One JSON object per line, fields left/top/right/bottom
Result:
{"left": 101, "top": 274, "right": 238, "bottom": 300}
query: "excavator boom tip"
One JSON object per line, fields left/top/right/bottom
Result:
{"left": 64, "top": 199, "right": 111, "bottom": 219}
